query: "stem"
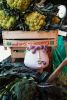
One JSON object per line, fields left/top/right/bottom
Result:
{"left": 46, "top": 57, "right": 67, "bottom": 83}
{"left": 36, "top": 0, "right": 46, "bottom": 7}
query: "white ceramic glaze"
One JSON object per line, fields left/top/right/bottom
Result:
{"left": 24, "top": 48, "right": 49, "bottom": 69}
{"left": 57, "top": 5, "right": 66, "bottom": 18}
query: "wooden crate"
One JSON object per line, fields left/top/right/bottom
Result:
{"left": 2, "top": 30, "right": 58, "bottom": 62}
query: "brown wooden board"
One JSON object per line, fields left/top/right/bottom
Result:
{"left": 2, "top": 30, "right": 58, "bottom": 47}
{"left": 3, "top": 39, "right": 57, "bottom": 47}
{"left": 2, "top": 30, "right": 58, "bottom": 65}
{"left": 11, "top": 47, "right": 25, "bottom": 62}
{"left": 2, "top": 30, "right": 58, "bottom": 39}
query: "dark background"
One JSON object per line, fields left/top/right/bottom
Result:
{"left": 43, "top": 0, "right": 67, "bottom": 5}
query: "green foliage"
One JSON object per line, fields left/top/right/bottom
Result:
{"left": 10, "top": 77, "right": 37, "bottom": 100}
{"left": 0, "top": 0, "right": 65, "bottom": 31}
{"left": 0, "top": 71, "right": 37, "bottom": 100}
{"left": 51, "top": 72, "right": 67, "bottom": 100}
{"left": 56, "top": 72, "right": 67, "bottom": 86}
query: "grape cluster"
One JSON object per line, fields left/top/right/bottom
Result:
{"left": 25, "top": 11, "right": 46, "bottom": 31}
{"left": 0, "top": 10, "right": 16, "bottom": 29}
{"left": 6, "top": 0, "right": 31, "bottom": 11}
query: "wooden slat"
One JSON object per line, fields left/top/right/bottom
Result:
{"left": 11, "top": 47, "right": 25, "bottom": 50}
{"left": 11, "top": 47, "right": 25, "bottom": 58}
{"left": 2, "top": 30, "right": 58, "bottom": 62}
{"left": 2, "top": 30, "right": 58, "bottom": 39}
{"left": 3, "top": 39, "right": 57, "bottom": 47}
{"left": 11, "top": 52, "right": 25, "bottom": 58}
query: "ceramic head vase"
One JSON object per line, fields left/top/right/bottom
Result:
{"left": 57, "top": 5, "right": 66, "bottom": 19}
{"left": 24, "top": 45, "right": 49, "bottom": 69}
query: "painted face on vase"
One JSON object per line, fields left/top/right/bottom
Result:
{"left": 24, "top": 45, "right": 49, "bottom": 69}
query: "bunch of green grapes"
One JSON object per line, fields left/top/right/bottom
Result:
{"left": 0, "top": 10, "right": 16, "bottom": 29}
{"left": 6, "top": 0, "right": 31, "bottom": 11}
{"left": 25, "top": 11, "right": 46, "bottom": 31}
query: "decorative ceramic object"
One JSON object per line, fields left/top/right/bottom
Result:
{"left": 24, "top": 45, "right": 49, "bottom": 69}
{"left": 57, "top": 5, "right": 66, "bottom": 18}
